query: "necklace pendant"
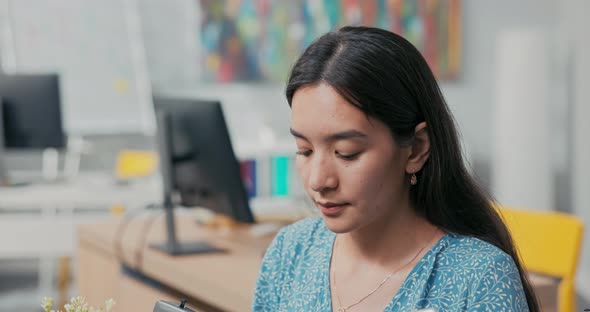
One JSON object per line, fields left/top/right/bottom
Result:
{"left": 338, "top": 308, "right": 346, "bottom": 312}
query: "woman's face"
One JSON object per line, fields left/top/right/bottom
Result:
{"left": 291, "top": 83, "right": 412, "bottom": 233}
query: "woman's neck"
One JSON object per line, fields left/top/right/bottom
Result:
{"left": 338, "top": 202, "right": 436, "bottom": 267}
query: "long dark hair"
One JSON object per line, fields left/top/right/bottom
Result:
{"left": 285, "top": 26, "right": 539, "bottom": 311}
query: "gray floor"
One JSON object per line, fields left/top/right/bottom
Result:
{"left": 580, "top": 295, "right": 590, "bottom": 311}
{"left": 0, "top": 259, "right": 39, "bottom": 312}
{"left": 0, "top": 258, "right": 75, "bottom": 312}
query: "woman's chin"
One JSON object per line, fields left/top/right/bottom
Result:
{"left": 322, "top": 217, "right": 355, "bottom": 234}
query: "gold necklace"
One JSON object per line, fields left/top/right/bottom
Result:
{"left": 331, "top": 229, "right": 439, "bottom": 312}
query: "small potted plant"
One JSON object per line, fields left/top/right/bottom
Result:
{"left": 41, "top": 296, "right": 115, "bottom": 312}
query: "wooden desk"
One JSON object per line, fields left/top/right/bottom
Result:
{"left": 528, "top": 273, "right": 559, "bottom": 312}
{"left": 77, "top": 214, "right": 276, "bottom": 312}
{"left": 77, "top": 215, "right": 558, "bottom": 312}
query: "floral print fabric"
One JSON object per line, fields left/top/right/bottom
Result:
{"left": 253, "top": 218, "right": 529, "bottom": 312}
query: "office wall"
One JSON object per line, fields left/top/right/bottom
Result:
{"left": 138, "top": 0, "right": 199, "bottom": 92}
{"left": 0, "top": 0, "right": 569, "bottom": 179}
{"left": 567, "top": 0, "right": 590, "bottom": 301}
{"left": 442, "top": 0, "right": 561, "bottom": 155}
{"left": 139, "top": 0, "right": 291, "bottom": 147}
{"left": 439, "top": 0, "right": 565, "bottom": 189}
{"left": 1, "top": 0, "right": 578, "bottom": 210}
{"left": 146, "top": 0, "right": 561, "bottom": 171}
{"left": 0, "top": 2, "right": 582, "bottom": 199}
{"left": 150, "top": 0, "right": 566, "bottom": 190}
{"left": 0, "top": 0, "right": 155, "bottom": 135}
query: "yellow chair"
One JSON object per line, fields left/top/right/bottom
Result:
{"left": 499, "top": 207, "right": 584, "bottom": 312}
{"left": 115, "top": 149, "right": 157, "bottom": 180}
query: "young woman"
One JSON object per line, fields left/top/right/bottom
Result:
{"left": 253, "top": 26, "right": 538, "bottom": 312}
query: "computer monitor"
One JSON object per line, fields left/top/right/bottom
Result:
{"left": 0, "top": 99, "right": 7, "bottom": 183}
{"left": 151, "top": 96, "right": 255, "bottom": 255}
{"left": 0, "top": 73, "right": 65, "bottom": 184}
{"left": 0, "top": 73, "right": 65, "bottom": 149}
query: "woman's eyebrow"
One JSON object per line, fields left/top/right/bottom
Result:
{"left": 290, "top": 128, "right": 307, "bottom": 140}
{"left": 324, "top": 129, "right": 367, "bottom": 142}
{"left": 290, "top": 128, "right": 367, "bottom": 142}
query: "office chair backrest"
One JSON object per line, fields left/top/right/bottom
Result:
{"left": 499, "top": 206, "right": 584, "bottom": 312}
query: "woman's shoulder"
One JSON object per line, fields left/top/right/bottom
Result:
{"left": 433, "top": 232, "right": 521, "bottom": 276}
{"left": 402, "top": 233, "right": 529, "bottom": 311}
{"left": 442, "top": 233, "right": 515, "bottom": 262}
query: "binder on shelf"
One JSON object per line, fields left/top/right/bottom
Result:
{"left": 255, "top": 156, "right": 271, "bottom": 197}
{"left": 271, "top": 155, "right": 290, "bottom": 197}
{"left": 234, "top": 139, "right": 297, "bottom": 199}
{"left": 239, "top": 159, "right": 257, "bottom": 198}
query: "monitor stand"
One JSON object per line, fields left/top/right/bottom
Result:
{"left": 0, "top": 151, "right": 9, "bottom": 186}
{"left": 150, "top": 241, "right": 222, "bottom": 256}
{"left": 149, "top": 196, "right": 224, "bottom": 256}
{"left": 0, "top": 102, "right": 10, "bottom": 186}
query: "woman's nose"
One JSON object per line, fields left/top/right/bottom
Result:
{"left": 308, "top": 156, "right": 338, "bottom": 193}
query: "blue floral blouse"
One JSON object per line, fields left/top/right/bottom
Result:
{"left": 253, "top": 218, "right": 529, "bottom": 311}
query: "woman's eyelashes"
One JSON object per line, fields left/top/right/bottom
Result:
{"left": 296, "top": 149, "right": 312, "bottom": 157}
{"left": 336, "top": 151, "right": 361, "bottom": 160}
{"left": 295, "top": 149, "right": 361, "bottom": 161}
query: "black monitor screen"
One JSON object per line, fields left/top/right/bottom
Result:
{"left": 154, "top": 96, "right": 254, "bottom": 224}
{"left": 0, "top": 73, "right": 65, "bottom": 149}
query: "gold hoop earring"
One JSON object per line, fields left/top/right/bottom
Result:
{"left": 410, "top": 173, "right": 418, "bottom": 185}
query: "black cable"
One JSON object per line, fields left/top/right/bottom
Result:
{"left": 113, "top": 202, "right": 161, "bottom": 267}
{"left": 134, "top": 209, "right": 164, "bottom": 270}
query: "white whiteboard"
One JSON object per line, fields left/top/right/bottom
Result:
{"left": 1, "top": 0, "right": 154, "bottom": 135}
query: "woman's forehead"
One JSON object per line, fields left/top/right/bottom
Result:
{"left": 290, "top": 84, "right": 388, "bottom": 140}
{"left": 292, "top": 84, "right": 367, "bottom": 124}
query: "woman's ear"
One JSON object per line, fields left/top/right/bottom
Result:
{"left": 405, "top": 122, "right": 430, "bottom": 174}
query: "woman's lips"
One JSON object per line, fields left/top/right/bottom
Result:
{"left": 316, "top": 202, "right": 349, "bottom": 216}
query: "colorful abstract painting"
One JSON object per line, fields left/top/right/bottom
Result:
{"left": 200, "top": 0, "right": 461, "bottom": 82}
